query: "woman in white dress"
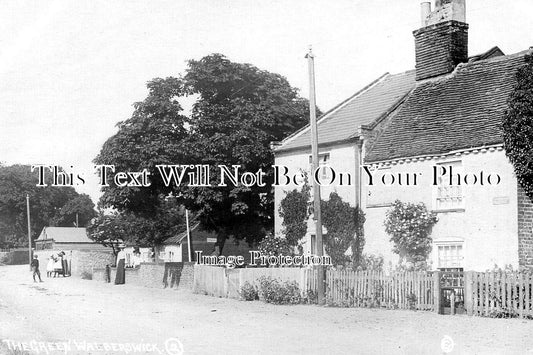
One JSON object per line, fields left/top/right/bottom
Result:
{"left": 46, "top": 256, "right": 55, "bottom": 277}
{"left": 53, "top": 254, "right": 63, "bottom": 277}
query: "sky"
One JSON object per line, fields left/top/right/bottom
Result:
{"left": 1, "top": 0, "right": 532, "bottom": 203}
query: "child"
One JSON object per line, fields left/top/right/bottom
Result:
{"left": 46, "top": 256, "right": 54, "bottom": 277}
{"left": 30, "top": 255, "right": 43, "bottom": 282}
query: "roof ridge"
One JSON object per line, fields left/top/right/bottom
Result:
{"left": 412, "top": 48, "right": 531, "bottom": 86}
{"left": 365, "top": 47, "right": 532, "bottom": 162}
{"left": 463, "top": 48, "right": 531, "bottom": 66}
{"left": 274, "top": 72, "right": 391, "bottom": 152}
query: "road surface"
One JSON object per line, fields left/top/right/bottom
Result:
{"left": 1, "top": 265, "right": 532, "bottom": 355}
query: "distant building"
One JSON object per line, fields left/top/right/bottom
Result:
{"left": 34, "top": 227, "right": 109, "bottom": 251}
{"left": 161, "top": 224, "right": 254, "bottom": 264}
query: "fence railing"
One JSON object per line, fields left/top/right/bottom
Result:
{"left": 193, "top": 265, "right": 316, "bottom": 299}
{"left": 465, "top": 271, "right": 533, "bottom": 318}
{"left": 193, "top": 266, "right": 533, "bottom": 319}
{"left": 193, "top": 265, "right": 227, "bottom": 297}
{"left": 326, "top": 270, "right": 435, "bottom": 310}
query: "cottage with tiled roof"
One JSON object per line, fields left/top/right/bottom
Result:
{"left": 273, "top": 70, "right": 416, "bottom": 253}
{"left": 274, "top": 0, "right": 533, "bottom": 271}
{"left": 35, "top": 227, "right": 109, "bottom": 251}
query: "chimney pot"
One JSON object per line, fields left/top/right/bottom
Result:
{"left": 414, "top": 0, "right": 469, "bottom": 81}
{"left": 420, "top": 2, "right": 431, "bottom": 27}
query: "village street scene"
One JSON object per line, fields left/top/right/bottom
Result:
{"left": 2, "top": 0, "right": 533, "bottom": 354}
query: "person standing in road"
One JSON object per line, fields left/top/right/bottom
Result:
{"left": 31, "top": 255, "right": 43, "bottom": 283}
{"left": 46, "top": 256, "right": 54, "bottom": 277}
{"left": 114, "top": 246, "right": 126, "bottom": 285}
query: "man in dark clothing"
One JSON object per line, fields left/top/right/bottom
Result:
{"left": 31, "top": 255, "right": 43, "bottom": 282}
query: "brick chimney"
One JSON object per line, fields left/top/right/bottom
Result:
{"left": 413, "top": 0, "right": 468, "bottom": 81}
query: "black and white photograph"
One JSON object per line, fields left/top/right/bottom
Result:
{"left": 1, "top": 0, "right": 533, "bottom": 354}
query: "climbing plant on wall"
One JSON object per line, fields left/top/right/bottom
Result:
{"left": 503, "top": 54, "right": 533, "bottom": 201}
{"left": 321, "top": 192, "right": 365, "bottom": 266}
{"left": 278, "top": 179, "right": 311, "bottom": 248}
{"left": 384, "top": 200, "right": 438, "bottom": 270}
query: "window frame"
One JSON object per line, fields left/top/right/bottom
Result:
{"left": 308, "top": 153, "right": 331, "bottom": 181}
{"left": 432, "top": 159, "right": 465, "bottom": 212}
{"left": 435, "top": 241, "right": 464, "bottom": 270}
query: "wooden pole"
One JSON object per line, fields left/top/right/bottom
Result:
{"left": 464, "top": 271, "right": 473, "bottom": 315}
{"left": 186, "top": 209, "right": 192, "bottom": 262}
{"left": 26, "top": 194, "right": 32, "bottom": 270}
{"left": 433, "top": 271, "right": 442, "bottom": 314}
{"left": 306, "top": 47, "right": 325, "bottom": 305}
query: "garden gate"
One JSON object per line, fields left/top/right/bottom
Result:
{"left": 439, "top": 268, "right": 465, "bottom": 315}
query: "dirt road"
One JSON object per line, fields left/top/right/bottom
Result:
{"left": 1, "top": 265, "right": 532, "bottom": 355}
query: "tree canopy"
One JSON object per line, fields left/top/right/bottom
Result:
{"left": 94, "top": 54, "right": 314, "bottom": 251}
{"left": 87, "top": 197, "right": 185, "bottom": 254}
{"left": 503, "top": 54, "right": 533, "bottom": 201}
{"left": 0, "top": 164, "right": 96, "bottom": 248}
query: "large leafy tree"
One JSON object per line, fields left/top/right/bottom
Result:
{"left": 95, "top": 54, "right": 313, "bottom": 251}
{"left": 503, "top": 54, "right": 533, "bottom": 200}
{"left": 95, "top": 77, "right": 189, "bottom": 214}
{"left": 53, "top": 194, "right": 96, "bottom": 227}
{"left": 0, "top": 164, "right": 96, "bottom": 248}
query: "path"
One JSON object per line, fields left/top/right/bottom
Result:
{"left": 1, "top": 265, "right": 532, "bottom": 354}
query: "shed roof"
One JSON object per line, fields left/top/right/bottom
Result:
{"left": 163, "top": 223, "right": 202, "bottom": 245}
{"left": 35, "top": 227, "right": 94, "bottom": 244}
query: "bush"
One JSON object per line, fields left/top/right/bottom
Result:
{"left": 239, "top": 281, "right": 258, "bottom": 301}
{"left": 257, "top": 234, "right": 293, "bottom": 259}
{"left": 384, "top": 200, "right": 438, "bottom": 270}
{"left": 356, "top": 254, "right": 384, "bottom": 271}
{"left": 258, "top": 276, "right": 301, "bottom": 305}
{"left": 406, "top": 293, "right": 417, "bottom": 310}
{"left": 326, "top": 279, "right": 383, "bottom": 308}
{"left": 321, "top": 192, "right": 365, "bottom": 266}
{"left": 302, "top": 289, "right": 318, "bottom": 304}
{"left": 488, "top": 308, "right": 518, "bottom": 319}
{"left": 279, "top": 180, "right": 311, "bottom": 248}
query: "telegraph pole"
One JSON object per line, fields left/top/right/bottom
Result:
{"left": 26, "top": 194, "right": 32, "bottom": 270}
{"left": 306, "top": 47, "right": 325, "bottom": 305}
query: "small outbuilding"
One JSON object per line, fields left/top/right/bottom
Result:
{"left": 34, "top": 227, "right": 108, "bottom": 251}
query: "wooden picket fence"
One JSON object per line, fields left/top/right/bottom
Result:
{"left": 193, "top": 265, "right": 317, "bottom": 299}
{"left": 326, "top": 270, "right": 435, "bottom": 310}
{"left": 193, "top": 264, "right": 228, "bottom": 297}
{"left": 465, "top": 271, "right": 533, "bottom": 318}
{"left": 193, "top": 266, "right": 533, "bottom": 319}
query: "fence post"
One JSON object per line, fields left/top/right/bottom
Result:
{"left": 223, "top": 268, "right": 229, "bottom": 297}
{"left": 433, "top": 271, "right": 441, "bottom": 314}
{"left": 238, "top": 268, "right": 244, "bottom": 296}
{"left": 450, "top": 291, "right": 455, "bottom": 315}
{"left": 300, "top": 268, "right": 306, "bottom": 297}
{"left": 464, "top": 271, "right": 473, "bottom": 316}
